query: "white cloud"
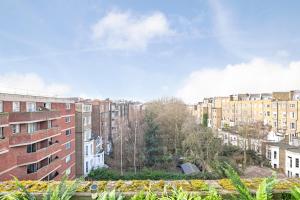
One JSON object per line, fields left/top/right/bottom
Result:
{"left": 91, "top": 10, "right": 173, "bottom": 50}
{"left": 0, "top": 73, "right": 71, "bottom": 97}
{"left": 177, "top": 58, "right": 300, "bottom": 103}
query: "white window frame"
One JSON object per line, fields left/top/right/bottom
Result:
{"left": 47, "top": 120, "right": 52, "bottom": 129}
{"left": 65, "top": 129, "right": 71, "bottom": 136}
{"left": 13, "top": 101, "right": 20, "bottom": 112}
{"left": 65, "top": 103, "right": 71, "bottom": 110}
{"left": 65, "top": 154, "right": 71, "bottom": 163}
{"left": 27, "top": 123, "right": 37, "bottom": 134}
{"left": 65, "top": 141, "right": 71, "bottom": 150}
{"left": 26, "top": 102, "right": 36, "bottom": 112}
{"left": 12, "top": 124, "right": 20, "bottom": 134}
{"left": 65, "top": 116, "right": 71, "bottom": 123}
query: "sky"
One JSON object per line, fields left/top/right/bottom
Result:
{"left": 1, "top": 0, "right": 300, "bottom": 103}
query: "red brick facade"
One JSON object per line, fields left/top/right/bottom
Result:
{"left": 0, "top": 94, "right": 76, "bottom": 181}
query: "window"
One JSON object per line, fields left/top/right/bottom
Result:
{"left": 296, "top": 173, "right": 299, "bottom": 178}
{"left": 26, "top": 102, "right": 36, "bottom": 112}
{"left": 90, "top": 144, "right": 93, "bottom": 155}
{"left": 267, "top": 150, "right": 271, "bottom": 159}
{"left": 65, "top": 129, "right": 71, "bottom": 136}
{"left": 83, "top": 105, "right": 92, "bottom": 112}
{"left": 274, "top": 151, "right": 277, "bottom": 159}
{"left": 13, "top": 102, "right": 20, "bottom": 112}
{"left": 83, "top": 117, "right": 86, "bottom": 126}
{"left": 85, "top": 145, "right": 88, "bottom": 156}
{"left": 296, "top": 158, "right": 299, "bottom": 168}
{"left": 65, "top": 154, "right": 71, "bottom": 163}
{"left": 291, "top": 122, "right": 296, "bottom": 130}
{"left": 290, "top": 104, "right": 296, "bottom": 108}
{"left": 65, "top": 142, "right": 71, "bottom": 150}
{"left": 87, "top": 116, "right": 91, "bottom": 125}
{"left": 274, "top": 164, "right": 277, "bottom": 169}
{"left": 86, "top": 161, "right": 89, "bottom": 173}
{"left": 65, "top": 116, "right": 71, "bottom": 123}
{"left": 65, "top": 103, "right": 71, "bottom": 110}
{"left": 27, "top": 143, "right": 37, "bottom": 153}
{"left": 0, "top": 101, "right": 3, "bottom": 112}
{"left": 0, "top": 127, "right": 4, "bottom": 139}
{"left": 27, "top": 164, "right": 37, "bottom": 174}
{"left": 289, "top": 156, "right": 292, "bottom": 168}
{"left": 44, "top": 102, "right": 51, "bottom": 109}
{"left": 47, "top": 120, "right": 52, "bottom": 129}
{"left": 11, "top": 124, "right": 20, "bottom": 134}
{"left": 85, "top": 131, "right": 91, "bottom": 141}
{"left": 27, "top": 123, "right": 37, "bottom": 134}
{"left": 290, "top": 112, "right": 296, "bottom": 119}
{"left": 66, "top": 167, "right": 71, "bottom": 176}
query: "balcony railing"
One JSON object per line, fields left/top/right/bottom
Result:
{"left": 9, "top": 110, "right": 60, "bottom": 123}
{"left": 9, "top": 127, "right": 60, "bottom": 146}
{"left": 17, "top": 142, "right": 60, "bottom": 166}
{"left": 21, "top": 159, "right": 61, "bottom": 180}
{"left": 0, "top": 113, "right": 9, "bottom": 126}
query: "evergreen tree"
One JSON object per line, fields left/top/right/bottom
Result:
{"left": 144, "top": 110, "right": 161, "bottom": 167}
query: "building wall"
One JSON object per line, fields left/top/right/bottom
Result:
{"left": 285, "top": 150, "right": 300, "bottom": 178}
{"left": 76, "top": 102, "right": 104, "bottom": 177}
{"left": 0, "top": 93, "right": 75, "bottom": 181}
{"left": 266, "top": 145, "right": 280, "bottom": 169}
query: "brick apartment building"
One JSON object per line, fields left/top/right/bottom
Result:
{"left": 0, "top": 93, "right": 76, "bottom": 181}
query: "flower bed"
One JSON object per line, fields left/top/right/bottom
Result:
{"left": 0, "top": 180, "right": 208, "bottom": 193}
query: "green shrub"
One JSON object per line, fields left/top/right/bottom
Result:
{"left": 88, "top": 168, "right": 220, "bottom": 181}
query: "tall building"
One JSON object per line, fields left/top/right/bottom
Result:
{"left": 92, "top": 99, "right": 113, "bottom": 155}
{"left": 0, "top": 93, "right": 76, "bottom": 181}
{"left": 75, "top": 101, "right": 105, "bottom": 177}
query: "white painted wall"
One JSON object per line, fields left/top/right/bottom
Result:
{"left": 266, "top": 145, "right": 280, "bottom": 169}
{"left": 285, "top": 150, "right": 300, "bottom": 178}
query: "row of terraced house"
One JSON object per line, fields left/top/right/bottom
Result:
{"left": 190, "top": 90, "right": 300, "bottom": 178}
{"left": 0, "top": 93, "right": 142, "bottom": 181}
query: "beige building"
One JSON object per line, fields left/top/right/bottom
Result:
{"left": 193, "top": 90, "right": 300, "bottom": 142}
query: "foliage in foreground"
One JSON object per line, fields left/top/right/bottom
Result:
{"left": 223, "top": 163, "right": 277, "bottom": 200}
{"left": 0, "top": 176, "right": 82, "bottom": 200}
{"left": 43, "top": 176, "right": 82, "bottom": 200}
{"left": 3, "top": 170, "right": 300, "bottom": 200}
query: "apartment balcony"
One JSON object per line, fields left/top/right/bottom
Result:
{"left": 17, "top": 142, "right": 60, "bottom": 166}
{"left": 0, "top": 112, "right": 9, "bottom": 126}
{"left": 9, "top": 110, "right": 60, "bottom": 124}
{"left": 22, "top": 159, "right": 61, "bottom": 180}
{"left": 0, "top": 138, "right": 9, "bottom": 155}
{"left": 9, "top": 127, "right": 60, "bottom": 147}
